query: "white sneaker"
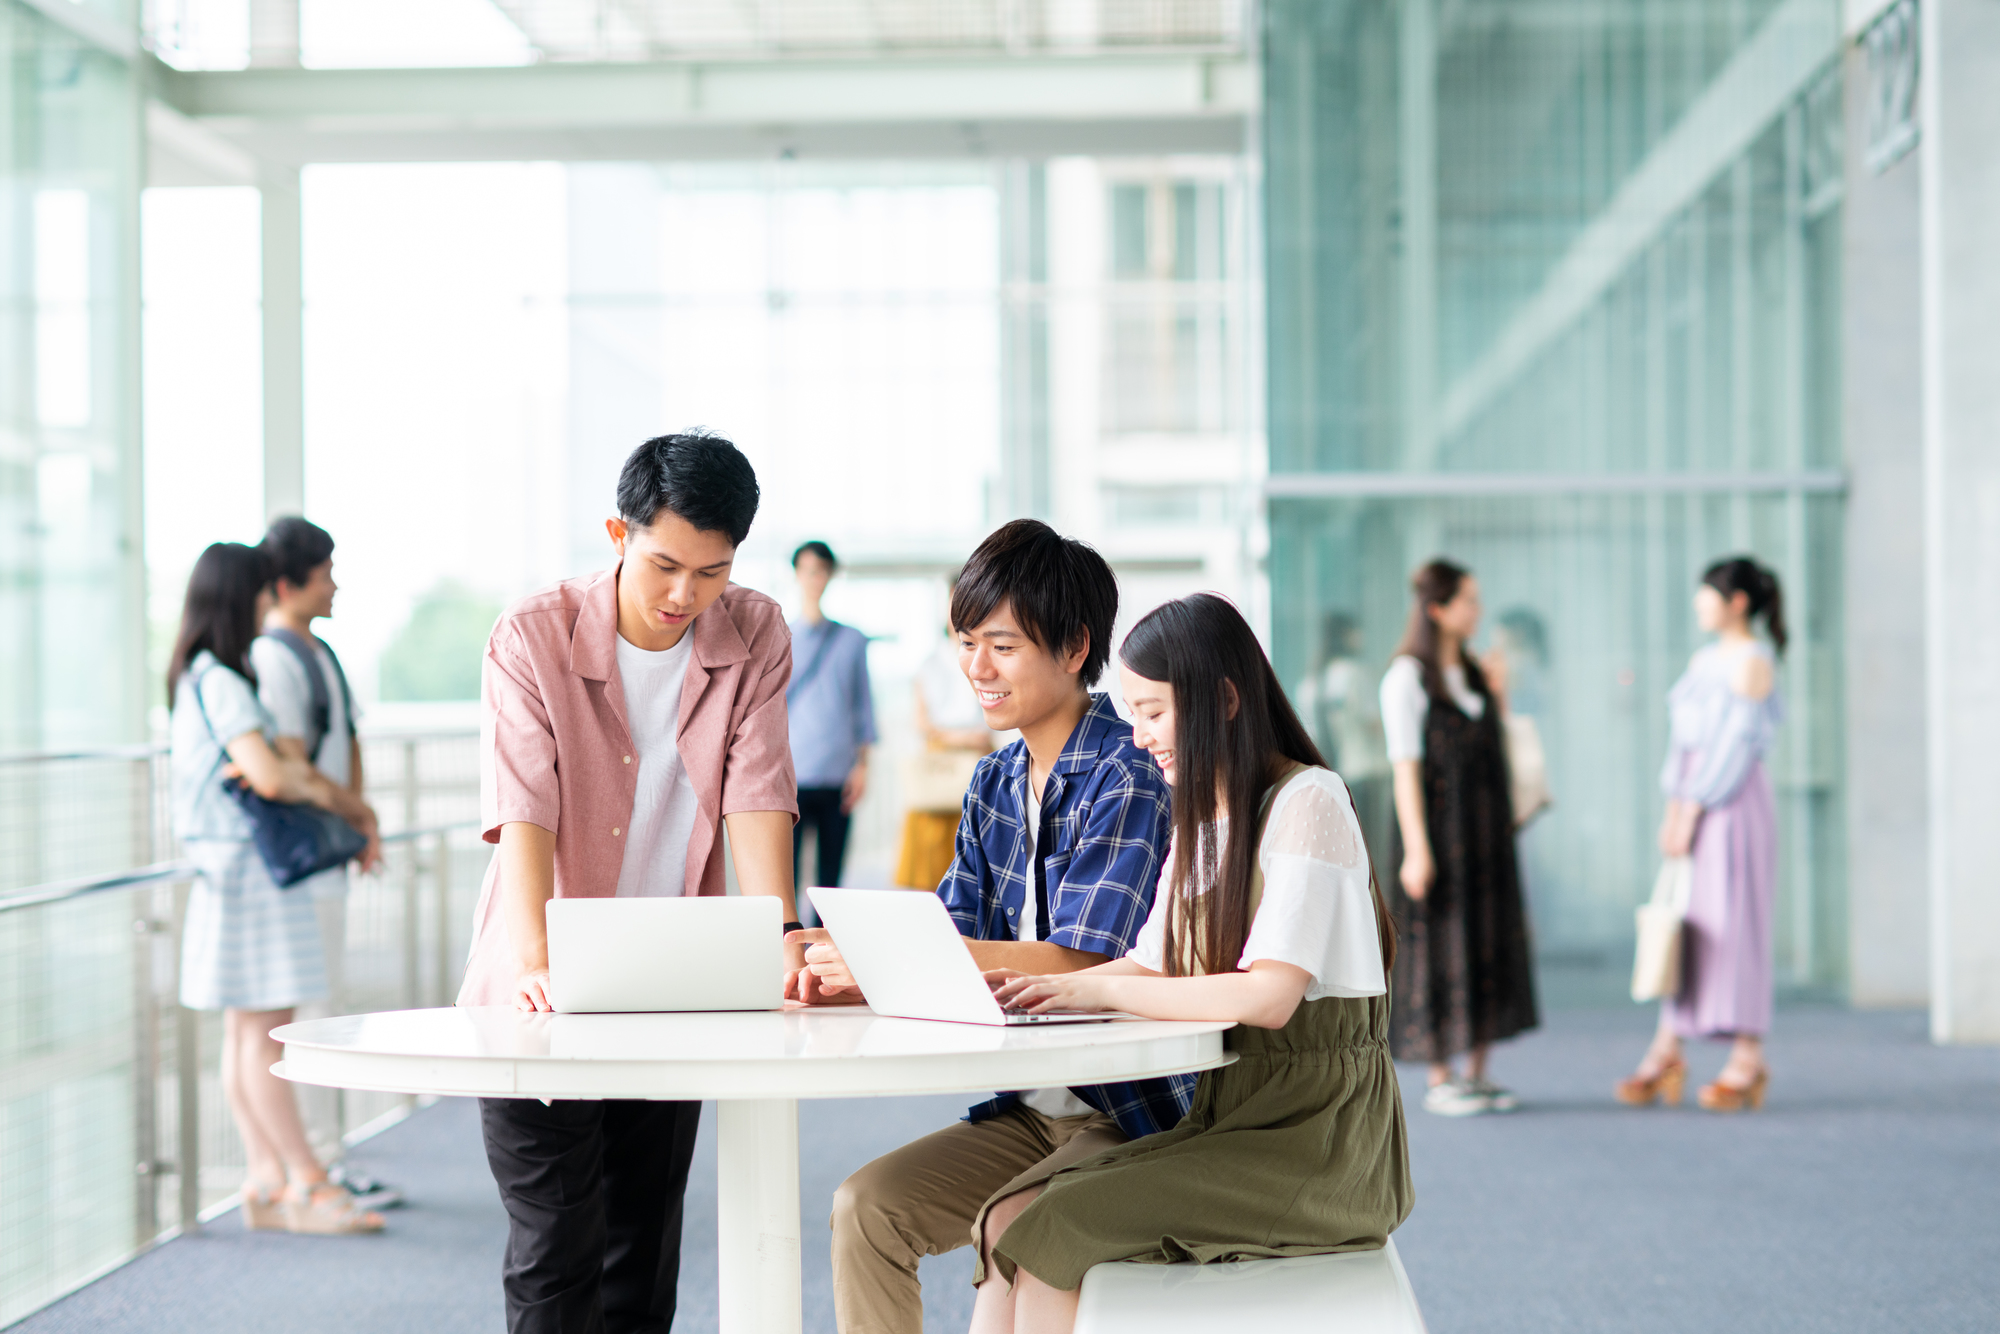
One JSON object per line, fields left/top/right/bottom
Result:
{"left": 1466, "top": 1078, "right": 1519, "bottom": 1112}
{"left": 1422, "top": 1081, "right": 1490, "bottom": 1117}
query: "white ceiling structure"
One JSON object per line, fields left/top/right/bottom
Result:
{"left": 141, "top": 0, "right": 1255, "bottom": 180}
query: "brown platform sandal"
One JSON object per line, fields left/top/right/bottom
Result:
{"left": 242, "top": 1181, "right": 288, "bottom": 1230}
{"left": 283, "top": 1182, "right": 386, "bottom": 1235}
{"left": 1614, "top": 1057, "right": 1686, "bottom": 1107}
{"left": 1697, "top": 1067, "right": 1769, "bottom": 1112}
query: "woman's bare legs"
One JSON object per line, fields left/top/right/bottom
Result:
{"left": 1464, "top": 1044, "right": 1490, "bottom": 1083}
{"left": 221, "top": 1008, "right": 326, "bottom": 1189}
{"left": 1633, "top": 1005, "right": 1683, "bottom": 1079}
{"left": 221, "top": 1009, "right": 285, "bottom": 1188}
{"left": 1426, "top": 1062, "right": 1455, "bottom": 1087}
{"left": 1013, "top": 1271, "right": 1082, "bottom": 1334}
{"left": 970, "top": 1186, "right": 1044, "bottom": 1334}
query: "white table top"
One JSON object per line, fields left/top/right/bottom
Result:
{"left": 273, "top": 1005, "right": 1235, "bottom": 1101}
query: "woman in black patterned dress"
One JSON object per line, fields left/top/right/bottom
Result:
{"left": 1379, "top": 559, "right": 1538, "bottom": 1115}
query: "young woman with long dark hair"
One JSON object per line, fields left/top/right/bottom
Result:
{"left": 1380, "top": 558, "right": 1538, "bottom": 1115}
{"left": 1617, "top": 556, "right": 1786, "bottom": 1112}
{"left": 168, "top": 542, "right": 383, "bottom": 1233}
{"left": 967, "top": 594, "right": 1411, "bottom": 1334}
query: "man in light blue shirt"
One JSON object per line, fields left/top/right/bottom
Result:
{"left": 788, "top": 541, "right": 876, "bottom": 904}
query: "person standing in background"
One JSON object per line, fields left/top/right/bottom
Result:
{"left": 789, "top": 540, "right": 877, "bottom": 907}
{"left": 168, "top": 543, "right": 385, "bottom": 1235}
{"left": 251, "top": 515, "right": 398, "bottom": 1208}
{"left": 1381, "top": 559, "right": 1539, "bottom": 1116}
{"left": 1617, "top": 557, "right": 1786, "bottom": 1113}
{"left": 894, "top": 575, "right": 996, "bottom": 890}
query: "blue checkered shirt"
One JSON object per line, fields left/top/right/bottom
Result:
{"left": 938, "top": 693, "right": 1193, "bottom": 1140}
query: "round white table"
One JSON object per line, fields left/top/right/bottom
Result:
{"left": 273, "top": 1005, "right": 1233, "bottom": 1334}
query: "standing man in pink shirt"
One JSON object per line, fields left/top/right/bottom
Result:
{"left": 457, "top": 431, "right": 807, "bottom": 1334}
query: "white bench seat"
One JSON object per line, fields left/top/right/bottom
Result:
{"left": 1073, "top": 1238, "right": 1427, "bottom": 1334}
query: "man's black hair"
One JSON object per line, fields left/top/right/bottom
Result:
{"left": 260, "top": 515, "right": 335, "bottom": 590}
{"left": 792, "top": 540, "right": 837, "bottom": 570}
{"left": 617, "top": 430, "right": 761, "bottom": 546}
{"left": 950, "top": 519, "right": 1117, "bottom": 686}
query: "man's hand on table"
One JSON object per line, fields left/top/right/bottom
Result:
{"left": 785, "top": 928, "right": 869, "bottom": 1005}
{"left": 513, "top": 969, "right": 554, "bottom": 1012}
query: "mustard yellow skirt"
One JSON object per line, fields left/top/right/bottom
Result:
{"left": 894, "top": 810, "right": 960, "bottom": 889}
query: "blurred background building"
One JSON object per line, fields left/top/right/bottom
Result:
{"left": 2, "top": 0, "right": 1997, "bottom": 1322}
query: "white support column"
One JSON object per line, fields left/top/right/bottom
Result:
{"left": 715, "top": 1098, "right": 801, "bottom": 1334}
{"left": 260, "top": 168, "right": 304, "bottom": 519}
{"left": 1919, "top": 0, "right": 2000, "bottom": 1043}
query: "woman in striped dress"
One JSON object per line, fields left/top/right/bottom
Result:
{"left": 168, "top": 542, "right": 384, "bottom": 1233}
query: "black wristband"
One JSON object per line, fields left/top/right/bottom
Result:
{"left": 782, "top": 921, "right": 805, "bottom": 935}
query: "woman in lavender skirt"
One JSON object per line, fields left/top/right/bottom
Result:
{"left": 1617, "top": 557, "right": 1786, "bottom": 1113}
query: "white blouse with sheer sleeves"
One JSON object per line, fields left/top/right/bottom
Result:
{"left": 1128, "top": 768, "right": 1387, "bottom": 1000}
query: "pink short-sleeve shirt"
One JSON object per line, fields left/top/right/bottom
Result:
{"left": 455, "top": 568, "right": 798, "bottom": 1007}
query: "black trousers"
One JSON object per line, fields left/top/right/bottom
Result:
{"left": 479, "top": 1097, "right": 702, "bottom": 1334}
{"left": 793, "top": 786, "right": 851, "bottom": 921}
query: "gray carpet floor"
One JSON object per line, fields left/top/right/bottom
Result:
{"left": 17, "top": 1006, "right": 1999, "bottom": 1333}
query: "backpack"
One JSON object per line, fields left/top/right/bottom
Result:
{"left": 263, "top": 627, "right": 357, "bottom": 763}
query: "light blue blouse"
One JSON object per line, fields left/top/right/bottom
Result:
{"left": 171, "top": 651, "right": 276, "bottom": 842}
{"left": 1659, "top": 642, "right": 1783, "bottom": 809}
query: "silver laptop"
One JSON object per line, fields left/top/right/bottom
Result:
{"left": 546, "top": 896, "right": 783, "bottom": 1013}
{"left": 807, "top": 887, "right": 1130, "bottom": 1026}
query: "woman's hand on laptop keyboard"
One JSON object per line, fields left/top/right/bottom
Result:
{"left": 992, "top": 971, "right": 1113, "bottom": 1015}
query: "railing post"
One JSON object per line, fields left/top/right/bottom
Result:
{"left": 172, "top": 878, "right": 201, "bottom": 1232}
{"left": 132, "top": 894, "right": 161, "bottom": 1247}
{"left": 433, "top": 830, "right": 453, "bottom": 1007}
{"left": 129, "top": 756, "right": 162, "bottom": 1246}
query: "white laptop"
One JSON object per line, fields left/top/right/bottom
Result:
{"left": 546, "top": 896, "right": 782, "bottom": 1014}
{"left": 808, "top": 886, "right": 1132, "bottom": 1026}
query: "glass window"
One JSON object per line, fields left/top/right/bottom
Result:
{"left": 1264, "top": 0, "right": 1845, "bottom": 996}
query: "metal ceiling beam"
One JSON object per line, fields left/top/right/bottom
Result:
{"left": 150, "top": 54, "right": 1254, "bottom": 165}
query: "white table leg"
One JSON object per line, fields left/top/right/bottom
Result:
{"left": 716, "top": 1098, "right": 802, "bottom": 1334}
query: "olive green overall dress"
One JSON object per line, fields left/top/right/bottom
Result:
{"left": 987, "top": 765, "right": 1414, "bottom": 1291}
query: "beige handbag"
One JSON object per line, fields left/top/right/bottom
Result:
{"left": 1631, "top": 856, "right": 1692, "bottom": 1002}
{"left": 1503, "top": 713, "right": 1554, "bottom": 827}
{"left": 900, "top": 747, "right": 982, "bottom": 813}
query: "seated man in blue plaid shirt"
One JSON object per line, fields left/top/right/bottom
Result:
{"left": 794, "top": 519, "right": 1182, "bottom": 1334}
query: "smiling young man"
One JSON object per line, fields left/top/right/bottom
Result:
{"left": 797, "top": 518, "right": 1181, "bottom": 1334}
{"left": 457, "top": 431, "right": 805, "bottom": 1334}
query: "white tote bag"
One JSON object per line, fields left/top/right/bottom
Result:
{"left": 1503, "top": 713, "right": 1554, "bottom": 827}
{"left": 1630, "top": 856, "right": 1692, "bottom": 1002}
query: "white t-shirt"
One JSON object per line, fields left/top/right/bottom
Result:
{"left": 249, "top": 633, "right": 358, "bottom": 901}
{"left": 612, "top": 633, "right": 701, "bottom": 898}
{"left": 1129, "top": 768, "right": 1388, "bottom": 1002}
{"left": 1016, "top": 772, "right": 1095, "bottom": 1121}
{"left": 1379, "top": 655, "right": 1485, "bottom": 763}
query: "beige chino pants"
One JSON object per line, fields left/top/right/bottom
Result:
{"left": 830, "top": 1104, "right": 1124, "bottom": 1334}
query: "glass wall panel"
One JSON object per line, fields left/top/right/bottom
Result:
{"left": 1, "top": 0, "right": 145, "bottom": 1322}
{"left": 1264, "top": 0, "right": 1845, "bottom": 996}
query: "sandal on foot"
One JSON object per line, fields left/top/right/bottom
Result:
{"left": 283, "top": 1183, "right": 385, "bottom": 1235}
{"left": 242, "top": 1181, "right": 288, "bottom": 1231}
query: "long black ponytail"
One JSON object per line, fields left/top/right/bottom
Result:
{"left": 1702, "top": 556, "right": 1787, "bottom": 656}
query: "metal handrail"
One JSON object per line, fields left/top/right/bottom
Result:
{"left": 0, "top": 820, "right": 480, "bottom": 914}
{"left": 0, "top": 742, "right": 164, "bottom": 766}
{"left": 0, "top": 728, "right": 478, "bottom": 767}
